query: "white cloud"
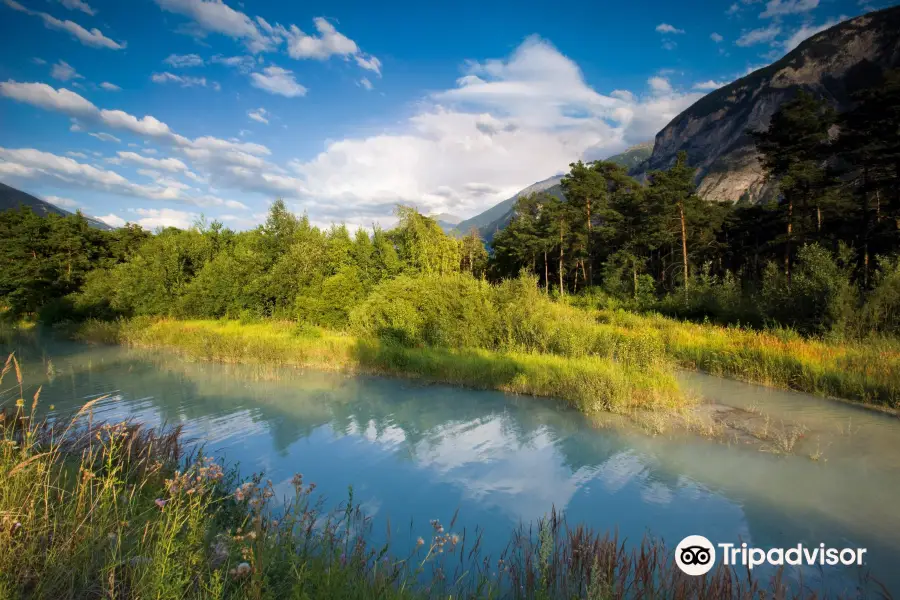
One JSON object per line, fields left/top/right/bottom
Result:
{"left": 249, "top": 66, "right": 307, "bottom": 97}
{"left": 355, "top": 54, "right": 382, "bottom": 76}
{"left": 163, "top": 53, "right": 204, "bottom": 68}
{"left": 111, "top": 150, "right": 192, "bottom": 172}
{"left": 97, "top": 213, "right": 126, "bottom": 227}
{"left": 50, "top": 60, "right": 83, "bottom": 81}
{"left": 153, "top": 0, "right": 275, "bottom": 53}
{"left": 358, "top": 77, "right": 373, "bottom": 91}
{"left": 655, "top": 23, "right": 685, "bottom": 34}
{"left": 89, "top": 132, "right": 121, "bottom": 143}
{"left": 648, "top": 76, "right": 672, "bottom": 94}
{"left": 760, "top": 0, "right": 818, "bottom": 18}
{"left": 66, "top": 150, "right": 88, "bottom": 158}
{"left": 726, "top": 3, "right": 741, "bottom": 14}
{"left": 142, "top": 148, "right": 158, "bottom": 154}
{"left": 130, "top": 207, "right": 197, "bottom": 229}
{"left": 210, "top": 54, "right": 256, "bottom": 72}
{"left": 284, "top": 17, "right": 357, "bottom": 59}
{"left": 151, "top": 72, "right": 210, "bottom": 87}
{"left": 735, "top": 25, "right": 781, "bottom": 46}
{"left": 45, "top": 194, "right": 80, "bottom": 208}
{"left": 248, "top": 107, "right": 268, "bottom": 123}
{"left": 58, "top": 0, "right": 95, "bottom": 15}
{"left": 782, "top": 16, "right": 846, "bottom": 51}
{"left": 693, "top": 80, "right": 727, "bottom": 90}
{"left": 285, "top": 37, "right": 702, "bottom": 225}
{"left": 3, "top": 0, "right": 125, "bottom": 49}
{"left": 0, "top": 81, "right": 97, "bottom": 115}
{"left": 99, "top": 81, "right": 121, "bottom": 91}
{"left": 32, "top": 57, "right": 47, "bottom": 65}
{"left": 711, "top": 32, "right": 724, "bottom": 43}
{"left": 0, "top": 146, "right": 246, "bottom": 208}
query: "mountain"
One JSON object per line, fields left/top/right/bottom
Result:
{"left": 454, "top": 142, "right": 654, "bottom": 241}
{"left": 640, "top": 5, "right": 900, "bottom": 203}
{"left": 0, "top": 181, "right": 113, "bottom": 230}
{"left": 428, "top": 212, "right": 464, "bottom": 233}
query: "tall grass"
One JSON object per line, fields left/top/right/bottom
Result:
{"left": 73, "top": 318, "right": 684, "bottom": 415}
{"left": 1, "top": 355, "right": 884, "bottom": 599}
{"left": 593, "top": 309, "right": 900, "bottom": 409}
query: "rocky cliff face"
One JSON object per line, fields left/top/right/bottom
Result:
{"left": 642, "top": 5, "right": 900, "bottom": 203}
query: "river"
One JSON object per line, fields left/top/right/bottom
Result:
{"left": 4, "top": 339, "right": 899, "bottom": 596}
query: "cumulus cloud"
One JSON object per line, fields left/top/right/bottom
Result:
{"left": 57, "top": 0, "right": 95, "bottom": 15}
{"left": 358, "top": 77, "right": 373, "bottom": 91}
{"left": 50, "top": 60, "right": 83, "bottom": 81}
{"left": 284, "top": 36, "right": 702, "bottom": 225}
{"left": 89, "top": 132, "right": 121, "bottom": 143}
{"left": 3, "top": 0, "right": 125, "bottom": 49}
{"left": 648, "top": 76, "right": 673, "bottom": 94}
{"left": 131, "top": 207, "right": 198, "bottom": 229}
{"left": 111, "top": 150, "right": 194, "bottom": 174}
{"left": 97, "top": 213, "right": 126, "bottom": 227}
{"left": 210, "top": 54, "right": 257, "bottom": 72}
{"left": 153, "top": 0, "right": 271, "bottom": 51}
{"left": 655, "top": 23, "right": 685, "bottom": 34}
{"left": 693, "top": 80, "right": 727, "bottom": 90}
{"left": 99, "top": 81, "right": 121, "bottom": 91}
{"left": 710, "top": 32, "right": 724, "bottom": 43}
{"left": 151, "top": 72, "right": 210, "bottom": 87}
{"left": 250, "top": 66, "right": 307, "bottom": 97}
{"left": 760, "top": 0, "right": 818, "bottom": 18}
{"left": 736, "top": 25, "right": 781, "bottom": 46}
{"left": 248, "top": 107, "right": 269, "bottom": 123}
{"left": 0, "top": 146, "right": 246, "bottom": 208}
{"left": 45, "top": 194, "right": 80, "bottom": 208}
{"left": 163, "top": 53, "right": 205, "bottom": 68}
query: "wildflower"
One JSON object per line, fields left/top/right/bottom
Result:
{"left": 15, "top": 399, "right": 23, "bottom": 407}
{"left": 154, "top": 498, "right": 167, "bottom": 509}
{"left": 416, "top": 537, "right": 425, "bottom": 547}
{"left": 291, "top": 473, "right": 303, "bottom": 486}
{"left": 230, "top": 562, "right": 251, "bottom": 579}
{"left": 450, "top": 534, "right": 460, "bottom": 546}
{"left": 49, "top": 404, "right": 55, "bottom": 410}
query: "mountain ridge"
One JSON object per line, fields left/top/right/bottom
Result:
{"left": 0, "top": 181, "right": 113, "bottom": 230}
{"left": 640, "top": 5, "right": 900, "bottom": 203}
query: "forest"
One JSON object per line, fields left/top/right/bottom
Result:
{"left": 2, "top": 71, "right": 899, "bottom": 343}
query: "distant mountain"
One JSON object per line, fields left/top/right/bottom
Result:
{"left": 0, "top": 181, "right": 113, "bottom": 230}
{"left": 428, "top": 212, "right": 464, "bottom": 233}
{"left": 455, "top": 142, "right": 654, "bottom": 241}
{"left": 639, "top": 5, "right": 900, "bottom": 203}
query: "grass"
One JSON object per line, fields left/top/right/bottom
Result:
{"left": 71, "top": 318, "right": 685, "bottom": 415}
{"left": 1, "top": 354, "right": 885, "bottom": 600}
{"left": 591, "top": 309, "right": 900, "bottom": 410}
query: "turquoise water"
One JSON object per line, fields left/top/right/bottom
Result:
{"left": 4, "top": 339, "right": 900, "bottom": 595}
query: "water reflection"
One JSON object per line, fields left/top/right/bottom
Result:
{"left": 5, "top": 339, "right": 900, "bottom": 594}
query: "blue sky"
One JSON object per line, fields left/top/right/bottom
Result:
{"left": 0, "top": 0, "right": 887, "bottom": 230}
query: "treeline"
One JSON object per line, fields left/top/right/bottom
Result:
{"left": 0, "top": 203, "right": 489, "bottom": 329}
{"left": 491, "top": 69, "right": 900, "bottom": 335}
{"left": 1, "top": 70, "right": 898, "bottom": 339}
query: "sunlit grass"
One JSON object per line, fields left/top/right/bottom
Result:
{"left": 73, "top": 318, "right": 685, "bottom": 415}
{"left": 593, "top": 309, "right": 900, "bottom": 409}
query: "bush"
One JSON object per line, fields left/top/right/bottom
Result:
{"left": 350, "top": 274, "right": 497, "bottom": 347}
{"left": 858, "top": 256, "right": 900, "bottom": 336}
{"left": 759, "top": 243, "right": 857, "bottom": 335}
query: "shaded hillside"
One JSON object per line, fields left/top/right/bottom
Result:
{"left": 456, "top": 142, "right": 654, "bottom": 241}
{"left": 641, "top": 5, "right": 900, "bottom": 203}
{"left": 0, "top": 181, "right": 113, "bottom": 230}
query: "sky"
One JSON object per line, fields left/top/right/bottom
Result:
{"left": 0, "top": 0, "right": 890, "bottom": 231}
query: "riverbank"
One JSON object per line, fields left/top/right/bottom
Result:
{"left": 71, "top": 318, "right": 685, "bottom": 415}
{"left": 591, "top": 309, "right": 900, "bottom": 410}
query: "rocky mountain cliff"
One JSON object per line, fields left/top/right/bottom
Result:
{"left": 641, "top": 5, "right": 900, "bottom": 203}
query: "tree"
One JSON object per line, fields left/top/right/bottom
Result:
{"left": 648, "top": 151, "right": 697, "bottom": 294}
{"left": 752, "top": 90, "right": 836, "bottom": 280}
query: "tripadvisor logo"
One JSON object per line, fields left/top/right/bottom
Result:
{"left": 674, "top": 535, "right": 868, "bottom": 576}
{"left": 675, "top": 535, "right": 716, "bottom": 576}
